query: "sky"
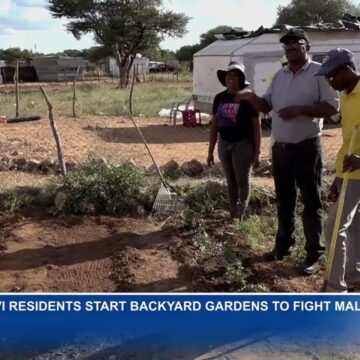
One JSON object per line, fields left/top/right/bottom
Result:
{"left": 0, "top": 0, "right": 291, "bottom": 53}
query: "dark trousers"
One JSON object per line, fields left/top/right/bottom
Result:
{"left": 272, "top": 137, "right": 324, "bottom": 260}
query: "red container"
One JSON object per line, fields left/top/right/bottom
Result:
{"left": 182, "top": 110, "right": 197, "bottom": 127}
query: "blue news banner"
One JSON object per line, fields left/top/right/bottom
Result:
{"left": 0, "top": 294, "right": 360, "bottom": 348}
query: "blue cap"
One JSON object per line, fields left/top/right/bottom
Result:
{"left": 316, "top": 48, "right": 354, "bottom": 76}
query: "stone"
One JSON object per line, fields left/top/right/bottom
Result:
{"left": 180, "top": 159, "right": 203, "bottom": 178}
{"left": 39, "top": 157, "right": 55, "bottom": 173}
{"left": 25, "top": 159, "right": 41, "bottom": 172}
{"left": 13, "top": 157, "right": 27, "bottom": 170}
{"left": 0, "top": 156, "right": 12, "bottom": 171}
{"left": 65, "top": 161, "right": 77, "bottom": 170}
{"left": 89, "top": 157, "right": 107, "bottom": 167}
{"left": 161, "top": 159, "right": 181, "bottom": 180}
{"left": 124, "top": 158, "right": 137, "bottom": 167}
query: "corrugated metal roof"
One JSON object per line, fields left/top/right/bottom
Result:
{"left": 195, "top": 15, "right": 360, "bottom": 57}
{"left": 216, "top": 14, "right": 360, "bottom": 41}
{"left": 194, "top": 37, "right": 258, "bottom": 56}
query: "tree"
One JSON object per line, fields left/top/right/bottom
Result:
{"left": 276, "top": 0, "right": 360, "bottom": 25}
{"left": 62, "top": 49, "right": 84, "bottom": 57}
{"left": 142, "top": 47, "right": 176, "bottom": 62}
{"left": 175, "top": 44, "right": 201, "bottom": 69}
{"left": 199, "top": 25, "right": 232, "bottom": 48}
{"left": 0, "top": 48, "right": 34, "bottom": 63}
{"left": 82, "top": 46, "right": 113, "bottom": 63}
{"left": 48, "top": 0, "right": 189, "bottom": 87}
{"left": 175, "top": 26, "right": 231, "bottom": 70}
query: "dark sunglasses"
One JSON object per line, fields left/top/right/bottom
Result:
{"left": 282, "top": 39, "right": 307, "bottom": 49}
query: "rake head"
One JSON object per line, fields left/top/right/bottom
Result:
{"left": 152, "top": 183, "right": 182, "bottom": 213}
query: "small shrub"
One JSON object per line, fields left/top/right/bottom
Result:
{"left": 3, "top": 192, "right": 35, "bottom": 214}
{"left": 224, "top": 253, "right": 246, "bottom": 287}
{"left": 39, "top": 183, "right": 60, "bottom": 207}
{"left": 53, "top": 163, "right": 156, "bottom": 215}
{"left": 181, "top": 208, "right": 197, "bottom": 228}
{"left": 184, "top": 181, "right": 227, "bottom": 214}
{"left": 235, "top": 215, "right": 277, "bottom": 248}
{"left": 192, "top": 231, "right": 224, "bottom": 260}
{"left": 248, "top": 187, "right": 276, "bottom": 215}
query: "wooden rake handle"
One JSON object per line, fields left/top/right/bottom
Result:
{"left": 128, "top": 64, "right": 167, "bottom": 187}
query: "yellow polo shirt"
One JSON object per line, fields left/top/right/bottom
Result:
{"left": 335, "top": 79, "right": 360, "bottom": 179}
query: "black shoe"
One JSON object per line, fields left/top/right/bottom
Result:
{"left": 347, "top": 283, "right": 360, "bottom": 293}
{"left": 299, "top": 256, "right": 322, "bottom": 275}
{"left": 263, "top": 248, "right": 291, "bottom": 261}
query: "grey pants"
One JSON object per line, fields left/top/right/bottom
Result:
{"left": 325, "top": 178, "right": 360, "bottom": 292}
{"left": 218, "top": 137, "right": 254, "bottom": 218}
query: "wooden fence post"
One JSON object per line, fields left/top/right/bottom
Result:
{"left": 40, "top": 86, "right": 67, "bottom": 177}
{"left": 72, "top": 65, "right": 81, "bottom": 118}
{"left": 15, "top": 60, "right": 19, "bottom": 117}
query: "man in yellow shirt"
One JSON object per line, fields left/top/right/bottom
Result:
{"left": 316, "top": 48, "right": 360, "bottom": 292}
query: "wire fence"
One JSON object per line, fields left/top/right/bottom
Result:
{"left": 0, "top": 79, "right": 342, "bottom": 194}
{"left": 76, "top": 110, "right": 342, "bottom": 192}
{"left": 114, "top": 113, "right": 341, "bottom": 176}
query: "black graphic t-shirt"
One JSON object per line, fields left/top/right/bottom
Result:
{"left": 212, "top": 90, "right": 258, "bottom": 142}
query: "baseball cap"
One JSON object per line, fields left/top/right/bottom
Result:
{"left": 280, "top": 28, "right": 309, "bottom": 44}
{"left": 316, "top": 48, "right": 354, "bottom": 76}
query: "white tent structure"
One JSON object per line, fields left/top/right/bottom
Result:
{"left": 193, "top": 24, "right": 360, "bottom": 113}
{"left": 108, "top": 56, "right": 149, "bottom": 77}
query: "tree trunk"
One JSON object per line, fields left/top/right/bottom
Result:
{"left": 113, "top": 44, "right": 131, "bottom": 88}
{"left": 126, "top": 55, "right": 135, "bottom": 86}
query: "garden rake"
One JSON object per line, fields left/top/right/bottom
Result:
{"left": 322, "top": 125, "right": 358, "bottom": 292}
{"left": 128, "top": 66, "right": 181, "bottom": 213}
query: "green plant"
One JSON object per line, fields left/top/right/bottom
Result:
{"left": 39, "top": 183, "right": 60, "bottom": 207}
{"left": 248, "top": 187, "right": 276, "bottom": 215}
{"left": 239, "top": 284, "right": 270, "bottom": 292}
{"left": 181, "top": 208, "right": 196, "bottom": 228}
{"left": 235, "top": 215, "right": 277, "bottom": 248}
{"left": 224, "top": 253, "right": 246, "bottom": 287}
{"left": 3, "top": 192, "right": 34, "bottom": 214}
{"left": 184, "top": 181, "right": 227, "bottom": 214}
{"left": 53, "top": 162, "right": 156, "bottom": 215}
{"left": 192, "top": 231, "right": 224, "bottom": 260}
{"left": 287, "top": 221, "right": 307, "bottom": 264}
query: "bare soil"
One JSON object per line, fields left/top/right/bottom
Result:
{"left": 0, "top": 207, "right": 323, "bottom": 293}
{"left": 0, "top": 114, "right": 341, "bottom": 169}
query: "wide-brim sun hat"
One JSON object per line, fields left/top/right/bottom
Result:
{"left": 217, "top": 61, "right": 250, "bottom": 89}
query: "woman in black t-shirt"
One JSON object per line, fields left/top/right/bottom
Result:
{"left": 207, "top": 61, "right": 261, "bottom": 219}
